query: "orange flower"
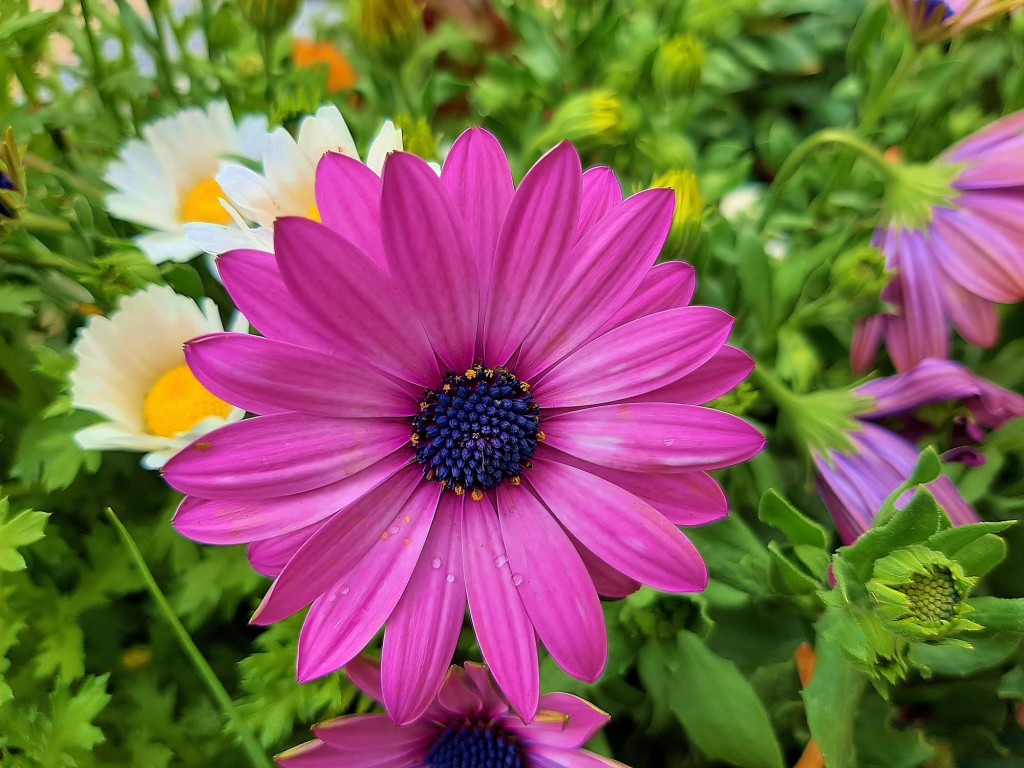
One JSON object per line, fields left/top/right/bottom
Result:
{"left": 292, "top": 37, "right": 357, "bottom": 93}
{"left": 794, "top": 643, "right": 825, "bottom": 768}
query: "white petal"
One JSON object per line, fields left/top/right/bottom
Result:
{"left": 365, "top": 120, "right": 404, "bottom": 175}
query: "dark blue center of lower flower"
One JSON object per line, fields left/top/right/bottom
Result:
{"left": 424, "top": 723, "right": 524, "bottom": 768}
{"left": 917, "top": 0, "right": 953, "bottom": 20}
{"left": 413, "top": 365, "right": 541, "bottom": 497}
{"left": 0, "top": 173, "right": 14, "bottom": 191}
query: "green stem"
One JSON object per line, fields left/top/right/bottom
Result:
{"left": 259, "top": 31, "right": 280, "bottom": 116}
{"left": 78, "top": 0, "right": 124, "bottom": 131}
{"left": 106, "top": 509, "right": 273, "bottom": 768}
{"left": 760, "top": 129, "right": 896, "bottom": 229}
{"left": 149, "top": 3, "right": 183, "bottom": 104}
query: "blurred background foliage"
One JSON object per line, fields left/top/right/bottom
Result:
{"left": 2, "top": 0, "right": 1024, "bottom": 766}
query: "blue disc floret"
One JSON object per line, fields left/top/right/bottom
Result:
{"left": 413, "top": 364, "right": 542, "bottom": 499}
{"left": 425, "top": 722, "right": 524, "bottom": 768}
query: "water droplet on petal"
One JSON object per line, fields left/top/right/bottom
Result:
{"left": 339, "top": 584, "right": 350, "bottom": 595}
{"left": 389, "top": 525, "right": 401, "bottom": 535}
{"left": 494, "top": 555, "right": 508, "bottom": 568}
{"left": 431, "top": 557, "right": 442, "bottom": 569}
{"left": 511, "top": 573, "right": 524, "bottom": 586}
{"left": 446, "top": 573, "right": 455, "bottom": 584}
{"left": 662, "top": 438, "right": 676, "bottom": 447}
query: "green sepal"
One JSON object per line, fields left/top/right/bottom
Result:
{"left": 758, "top": 489, "right": 829, "bottom": 549}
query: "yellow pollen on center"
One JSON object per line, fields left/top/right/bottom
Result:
{"left": 181, "top": 177, "right": 233, "bottom": 224}
{"left": 143, "top": 364, "right": 232, "bottom": 438}
{"left": 307, "top": 202, "right": 322, "bottom": 222}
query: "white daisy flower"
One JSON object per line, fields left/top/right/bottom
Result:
{"left": 185, "top": 105, "right": 405, "bottom": 256}
{"left": 104, "top": 101, "right": 268, "bottom": 264}
{"left": 70, "top": 285, "right": 245, "bottom": 470}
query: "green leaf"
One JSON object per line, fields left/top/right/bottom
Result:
{"left": 667, "top": 631, "right": 785, "bottom": 768}
{"left": 805, "top": 612, "right": 867, "bottom": 768}
{"left": 0, "top": 500, "right": 49, "bottom": 572}
{"left": 758, "top": 489, "right": 829, "bottom": 548}
{"left": 48, "top": 675, "right": 112, "bottom": 753}
{"left": 10, "top": 412, "right": 101, "bottom": 491}
{"left": 686, "top": 516, "right": 771, "bottom": 597}
{"left": 925, "top": 521, "right": 1016, "bottom": 560}
{"left": 911, "top": 633, "right": 1021, "bottom": 677}
{"left": 767, "top": 542, "right": 820, "bottom": 595}
{"left": 0, "top": 284, "right": 45, "bottom": 317}
{"left": 967, "top": 597, "right": 1024, "bottom": 634}
{"left": 954, "top": 534, "right": 1008, "bottom": 579}
{"left": 841, "top": 488, "right": 943, "bottom": 582}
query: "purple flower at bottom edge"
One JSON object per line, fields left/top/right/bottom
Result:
{"left": 277, "top": 658, "right": 628, "bottom": 768}
{"left": 852, "top": 111, "right": 1024, "bottom": 373}
{"left": 161, "top": 128, "right": 765, "bottom": 724}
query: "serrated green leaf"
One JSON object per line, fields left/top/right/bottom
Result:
{"left": 0, "top": 501, "right": 49, "bottom": 572}
{"left": 667, "top": 631, "right": 785, "bottom": 768}
{"left": 841, "top": 488, "right": 943, "bottom": 582}
{"left": 759, "top": 488, "right": 829, "bottom": 548}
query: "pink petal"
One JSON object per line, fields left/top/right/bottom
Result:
{"left": 295, "top": 481, "right": 442, "bottom": 681}
{"left": 174, "top": 450, "right": 410, "bottom": 544}
{"left": 312, "top": 714, "right": 433, "bottom": 754}
{"left": 163, "top": 414, "right": 411, "bottom": 499}
{"left": 517, "top": 188, "right": 675, "bottom": 379}
{"left": 534, "top": 307, "right": 733, "bottom": 407}
{"left": 570, "top": 534, "right": 640, "bottom": 599}
{"left": 885, "top": 232, "right": 949, "bottom": 372}
{"left": 346, "top": 655, "right": 385, "bottom": 704}
{"left": 425, "top": 666, "right": 486, "bottom": 723}
{"left": 629, "top": 345, "right": 753, "bottom": 406}
{"left": 940, "top": 271, "right": 998, "bottom": 347}
{"left": 462, "top": 661, "right": 510, "bottom": 719}
{"left": 544, "top": 403, "right": 765, "bottom": 473}
{"left": 186, "top": 333, "right": 416, "bottom": 418}
{"left": 218, "top": 249, "right": 339, "bottom": 352}
{"left": 252, "top": 465, "right": 423, "bottom": 624}
{"left": 851, "top": 314, "right": 885, "bottom": 375}
{"left": 441, "top": 128, "right": 514, "bottom": 288}
{"left": 945, "top": 111, "right": 1024, "bottom": 162}
{"left": 276, "top": 738, "right": 424, "bottom": 768}
{"left": 527, "top": 457, "right": 708, "bottom": 593}
{"left": 529, "top": 746, "right": 629, "bottom": 768}
{"left": 463, "top": 494, "right": 540, "bottom": 722}
{"left": 483, "top": 142, "right": 583, "bottom": 366}
{"left": 930, "top": 212, "right": 1024, "bottom": 302}
{"left": 315, "top": 152, "right": 386, "bottom": 266}
{"left": 496, "top": 484, "right": 607, "bottom": 683}
{"left": 381, "top": 152, "right": 478, "bottom": 371}
{"left": 575, "top": 166, "right": 622, "bottom": 243}
{"left": 594, "top": 260, "right": 696, "bottom": 338}
{"left": 382, "top": 495, "right": 467, "bottom": 724}
{"left": 542, "top": 447, "right": 728, "bottom": 526}
{"left": 506, "top": 693, "right": 609, "bottom": 749}
{"left": 247, "top": 523, "right": 320, "bottom": 577}
{"left": 274, "top": 217, "right": 438, "bottom": 386}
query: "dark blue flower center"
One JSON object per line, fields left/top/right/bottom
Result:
{"left": 424, "top": 723, "right": 524, "bottom": 768}
{"left": 0, "top": 173, "right": 14, "bottom": 191}
{"left": 916, "top": 0, "right": 953, "bottom": 20}
{"left": 412, "top": 365, "right": 541, "bottom": 498}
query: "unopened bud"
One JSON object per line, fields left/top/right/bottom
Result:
{"left": 359, "top": 0, "right": 421, "bottom": 44}
{"left": 540, "top": 90, "right": 636, "bottom": 150}
{"left": 652, "top": 169, "right": 704, "bottom": 262}
{"left": 394, "top": 115, "right": 436, "bottom": 161}
{"left": 238, "top": 0, "right": 300, "bottom": 32}
{"left": 653, "top": 35, "right": 705, "bottom": 97}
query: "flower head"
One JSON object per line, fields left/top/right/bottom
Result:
{"left": 70, "top": 285, "right": 244, "bottom": 469}
{"left": 279, "top": 658, "right": 628, "bottom": 768}
{"left": 291, "top": 39, "right": 357, "bottom": 94}
{"left": 164, "top": 129, "right": 763, "bottom": 723}
{"left": 652, "top": 169, "right": 704, "bottom": 262}
{"left": 853, "top": 111, "right": 1024, "bottom": 372}
{"left": 653, "top": 35, "right": 705, "bottom": 97}
{"left": 104, "top": 102, "right": 267, "bottom": 265}
{"left": 814, "top": 358, "right": 1024, "bottom": 543}
{"left": 186, "top": 106, "right": 403, "bottom": 257}
{"left": 890, "top": 0, "right": 1024, "bottom": 43}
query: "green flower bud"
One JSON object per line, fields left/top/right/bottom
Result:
{"left": 539, "top": 90, "right": 636, "bottom": 150}
{"left": 653, "top": 35, "right": 705, "bottom": 97}
{"left": 652, "top": 169, "right": 704, "bottom": 262}
{"left": 831, "top": 245, "right": 890, "bottom": 306}
{"left": 884, "top": 160, "right": 962, "bottom": 230}
{"left": 358, "top": 0, "right": 421, "bottom": 44}
{"left": 238, "top": 0, "right": 300, "bottom": 33}
{"left": 867, "top": 545, "right": 981, "bottom": 639}
{"left": 394, "top": 115, "right": 437, "bottom": 162}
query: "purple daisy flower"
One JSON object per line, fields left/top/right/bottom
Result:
{"left": 815, "top": 359, "right": 1024, "bottom": 543}
{"left": 162, "top": 129, "right": 764, "bottom": 723}
{"left": 889, "top": 0, "right": 1024, "bottom": 43}
{"left": 852, "top": 111, "right": 1024, "bottom": 373}
{"left": 277, "top": 657, "right": 628, "bottom": 768}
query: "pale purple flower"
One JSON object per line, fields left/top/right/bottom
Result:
{"left": 277, "top": 658, "right": 628, "bottom": 768}
{"left": 815, "top": 359, "right": 1024, "bottom": 543}
{"left": 853, "top": 112, "right": 1024, "bottom": 372}
{"left": 162, "top": 129, "right": 763, "bottom": 723}
{"left": 889, "top": 0, "right": 1024, "bottom": 43}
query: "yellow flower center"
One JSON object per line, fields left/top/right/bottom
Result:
{"left": 307, "top": 202, "right": 321, "bottom": 222}
{"left": 181, "top": 177, "right": 233, "bottom": 224}
{"left": 143, "top": 364, "right": 232, "bottom": 438}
